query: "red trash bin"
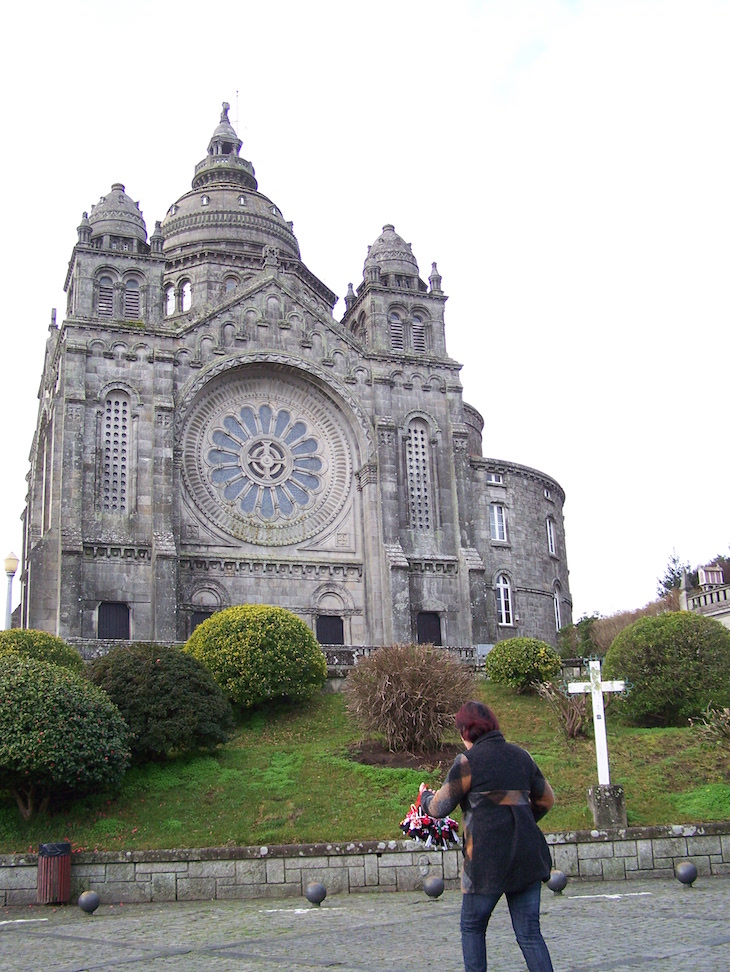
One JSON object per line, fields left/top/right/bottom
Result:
{"left": 37, "top": 842, "right": 72, "bottom": 904}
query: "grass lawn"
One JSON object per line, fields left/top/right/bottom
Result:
{"left": 1, "top": 682, "right": 728, "bottom": 854}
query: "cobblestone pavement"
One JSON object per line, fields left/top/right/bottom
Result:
{"left": 1, "top": 878, "right": 729, "bottom": 972}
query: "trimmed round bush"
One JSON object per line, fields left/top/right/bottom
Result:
{"left": 183, "top": 605, "right": 327, "bottom": 707}
{"left": 0, "top": 628, "right": 84, "bottom": 675}
{"left": 344, "top": 643, "right": 477, "bottom": 752}
{"left": 89, "top": 643, "right": 234, "bottom": 761}
{"left": 484, "top": 637, "right": 561, "bottom": 694}
{"left": 604, "top": 611, "right": 730, "bottom": 726}
{"left": 0, "top": 656, "right": 130, "bottom": 819}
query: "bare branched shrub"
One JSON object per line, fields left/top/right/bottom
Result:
{"left": 344, "top": 644, "right": 476, "bottom": 753}
{"left": 536, "top": 681, "right": 588, "bottom": 739}
{"left": 690, "top": 704, "right": 730, "bottom": 749}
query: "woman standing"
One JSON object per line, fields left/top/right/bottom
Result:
{"left": 419, "top": 700, "right": 555, "bottom": 972}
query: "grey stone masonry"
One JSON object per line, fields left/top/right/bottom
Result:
{"left": 2, "top": 823, "right": 729, "bottom": 906}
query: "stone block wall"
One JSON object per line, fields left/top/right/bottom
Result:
{"left": 2, "top": 824, "right": 729, "bottom": 907}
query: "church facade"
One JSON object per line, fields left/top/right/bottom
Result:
{"left": 21, "top": 105, "right": 572, "bottom": 648}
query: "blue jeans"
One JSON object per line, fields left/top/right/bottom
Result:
{"left": 461, "top": 881, "right": 553, "bottom": 972}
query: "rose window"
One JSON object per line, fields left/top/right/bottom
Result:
{"left": 206, "top": 404, "right": 324, "bottom": 520}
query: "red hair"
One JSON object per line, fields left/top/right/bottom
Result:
{"left": 455, "top": 701, "right": 500, "bottom": 742}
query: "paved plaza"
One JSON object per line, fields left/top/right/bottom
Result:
{"left": 1, "top": 877, "right": 729, "bottom": 971}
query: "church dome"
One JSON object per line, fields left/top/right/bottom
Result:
{"left": 89, "top": 183, "right": 147, "bottom": 243}
{"left": 161, "top": 103, "right": 300, "bottom": 261}
{"left": 364, "top": 224, "right": 419, "bottom": 276}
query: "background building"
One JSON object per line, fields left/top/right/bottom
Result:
{"left": 21, "top": 105, "right": 571, "bottom": 648}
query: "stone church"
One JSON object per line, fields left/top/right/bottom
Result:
{"left": 21, "top": 105, "right": 571, "bottom": 648}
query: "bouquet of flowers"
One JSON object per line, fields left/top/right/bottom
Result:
{"left": 400, "top": 792, "right": 459, "bottom": 849}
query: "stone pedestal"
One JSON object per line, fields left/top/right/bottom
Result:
{"left": 588, "top": 784, "right": 627, "bottom": 829}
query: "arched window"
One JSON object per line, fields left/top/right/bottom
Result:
{"left": 165, "top": 285, "right": 175, "bottom": 317}
{"left": 98, "top": 601, "right": 130, "bottom": 640}
{"left": 496, "top": 574, "right": 513, "bottom": 626}
{"left": 412, "top": 314, "right": 427, "bottom": 353}
{"left": 406, "top": 419, "right": 433, "bottom": 530}
{"left": 123, "top": 278, "right": 141, "bottom": 319}
{"left": 554, "top": 584, "right": 562, "bottom": 631}
{"left": 102, "top": 392, "right": 129, "bottom": 513}
{"left": 390, "top": 311, "right": 404, "bottom": 351}
{"left": 224, "top": 276, "right": 238, "bottom": 294}
{"left": 181, "top": 280, "right": 192, "bottom": 312}
{"left": 98, "top": 276, "right": 114, "bottom": 317}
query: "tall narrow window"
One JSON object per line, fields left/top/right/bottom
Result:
{"left": 490, "top": 503, "right": 507, "bottom": 541}
{"left": 546, "top": 518, "right": 556, "bottom": 556}
{"left": 390, "top": 311, "right": 404, "bottom": 351}
{"left": 181, "top": 280, "right": 192, "bottom": 312}
{"left": 123, "top": 278, "right": 140, "bottom": 319}
{"left": 102, "top": 393, "right": 129, "bottom": 512}
{"left": 496, "top": 574, "right": 513, "bottom": 626}
{"left": 412, "top": 314, "right": 427, "bottom": 353}
{"left": 406, "top": 420, "right": 432, "bottom": 530}
{"left": 98, "top": 276, "right": 114, "bottom": 317}
{"left": 165, "top": 285, "right": 175, "bottom": 316}
{"left": 554, "top": 585, "right": 562, "bottom": 631}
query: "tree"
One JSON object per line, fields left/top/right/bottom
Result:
{"left": 344, "top": 643, "right": 476, "bottom": 752}
{"left": 0, "top": 657, "right": 130, "bottom": 819}
{"left": 89, "top": 643, "right": 234, "bottom": 761}
{"left": 183, "top": 605, "right": 327, "bottom": 708}
{"left": 0, "top": 628, "right": 85, "bottom": 675}
{"left": 656, "top": 550, "right": 691, "bottom": 599}
{"left": 603, "top": 612, "right": 730, "bottom": 726}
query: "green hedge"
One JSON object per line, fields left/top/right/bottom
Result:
{"left": 484, "top": 637, "right": 561, "bottom": 693}
{"left": 0, "top": 628, "right": 84, "bottom": 675}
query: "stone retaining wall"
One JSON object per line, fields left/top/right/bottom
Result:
{"left": 2, "top": 823, "right": 729, "bottom": 906}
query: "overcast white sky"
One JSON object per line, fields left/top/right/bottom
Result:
{"left": 1, "top": 0, "right": 728, "bottom": 621}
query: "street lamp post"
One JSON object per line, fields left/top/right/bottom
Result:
{"left": 4, "top": 552, "right": 19, "bottom": 630}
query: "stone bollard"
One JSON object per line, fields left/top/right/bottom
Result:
{"left": 587, "top": 784, "right": 627, "bottom": 829}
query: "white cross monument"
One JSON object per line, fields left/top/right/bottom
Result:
{"left": 568, "top": 658, "right": 625, "bottom": 786}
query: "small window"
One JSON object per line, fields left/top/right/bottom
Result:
{"left": 544, "top": 488, "right": 552, "bottom": 500}
{"left": 238, "top": 195, "right": 246, "bottom": 206}
{"left": 490, "top": 503, "right": 507, "bottom": 542}
{"left": 181, "top": 280, "right": 192, "bottom": 312}
{"left": 390, "top": 312, "right": 404, "bottom": 351}
{"left": 98, "top": 276, "right": 114, "bottom": 317}
{"left": 165, "top": 285, "right": 175, "bottom": 316}
{"left": 98, "top": 602, "right": 130, "bottom": 640}
{"left": 224, "top": 277, "right": 238, "bottom": 294}
{"left": 316, "top": 615, "right": 344, "bottom": 645}
{"left": 496, "top": 575, "right": 513, "bottom": 626}
{"left": 546, "top": 518, "right": 556, "bottom": 556}
{"left": 123, "top": 279, "right": 140, "bottom": 319}
{"left": 486, "top": 472, "right": 503, "bottom": 484}
{"left": 201, "top": 195, "right": 210, "bottom": 206}
{"left": 554, "top": 586, "right": 562, "bottom": 631}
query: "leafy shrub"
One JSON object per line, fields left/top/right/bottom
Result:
{"left": 344, "top": 643, "right": 476, "bottom": 752}
{"left": 89, "top": 643, "right": 234, "bottom": 761}
{"left": 0, "top": 657, "right": 130, "bottom": 819}
{"left": 184, "top": 605, "right": 327, "bottom": 708}
{"left": 603, "top": 612, "right": 730, "bottom": 726}
{"left": 484, "top": 637, "right": 561, "bottom": 693}
{"left": 0, "top": 628, "right": 84, "bottom": 675}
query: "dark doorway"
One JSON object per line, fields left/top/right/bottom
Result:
{"left": 191, "top": 610, "right": 214, "bottom": 634}
{"left": 416, "top": 612, "right": 442, "bottom": 646}
{"left": 98, "top": 602, "right": 130, "bottom": 640}
{"left": 316, "top": 615, "right": 344, "bottom": 645}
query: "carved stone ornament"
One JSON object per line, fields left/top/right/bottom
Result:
{"left": 181, "top": 374, "right": 352, "bottom": 545}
